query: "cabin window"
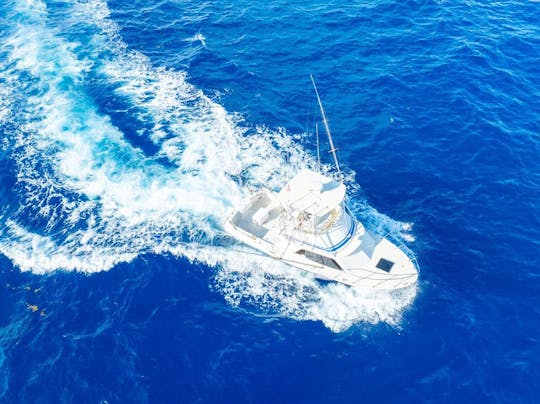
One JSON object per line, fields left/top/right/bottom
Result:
{"left": 296, "top": 250, "right": 342, "bottom": 270}
{"left": 376, "top": 258, "right": 394, "bottom": 272}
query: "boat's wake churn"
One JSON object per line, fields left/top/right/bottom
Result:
{"left": 0, "top": 0, "right": 417, "bottom": 332}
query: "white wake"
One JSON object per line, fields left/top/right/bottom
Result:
{"left": 0, "top": 0, "right": 417, "bottom": 332}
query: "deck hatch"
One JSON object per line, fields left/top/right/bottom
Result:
{"left": 376, "top": 258, "right": 394, "bottom": 272}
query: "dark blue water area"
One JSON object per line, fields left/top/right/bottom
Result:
{"left": 1, "top": 0, "right": 540, "bottom": 402}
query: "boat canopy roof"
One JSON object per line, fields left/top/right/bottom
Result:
{"left": 277, "top": 169, "right": 346, "bottom": 217}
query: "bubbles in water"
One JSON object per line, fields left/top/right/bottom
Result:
{"left": 0, "top": 0, "right": 418, "bottom": 331}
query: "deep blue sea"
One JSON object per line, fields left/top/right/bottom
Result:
{"left": 1, "top": 0, "right": 539, "bottom": 402}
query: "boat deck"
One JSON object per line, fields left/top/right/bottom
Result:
{"left": 230, "top": 191, "right": 280, "bottom": 239}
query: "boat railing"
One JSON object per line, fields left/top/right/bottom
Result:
{"left": 346, "top": 264, "right": 416, "bottom": 280}
{"left": 382, "top": 232, "right": 420, "bottom": 272}
{"left": 341, "top": 265, "right": 417, "bottom": 289}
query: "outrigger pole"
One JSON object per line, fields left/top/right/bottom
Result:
{"left": 310, "top": 74, "right": 343, "bottom": 183}
{"left": 315, "top": 122, "right": 321, "bottom": 171}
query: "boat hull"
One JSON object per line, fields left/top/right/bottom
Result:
{"left": 223, "top": 212, "right": 418, "bottom": 290}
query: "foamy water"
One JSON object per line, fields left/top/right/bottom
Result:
{"left": 0, "top": 0, "right": 417, "bottom": 331}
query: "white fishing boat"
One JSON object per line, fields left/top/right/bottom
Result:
{"left": 223, "top": 76, "right": 418, "bottom": 290}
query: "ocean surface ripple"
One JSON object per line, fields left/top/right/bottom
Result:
{"left": 0, "top": 0, "right": 539, "bottom": 402}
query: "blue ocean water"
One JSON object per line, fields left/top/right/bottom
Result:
{"left": 1, "top": 0, "right": 539, "bottom": 402}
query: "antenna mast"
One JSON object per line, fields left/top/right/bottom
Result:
{"left": 310, "top": 74, "right": 342, "bottom": 182}
{"left": 315, "top": 122, "right": 321, "bottom": 172}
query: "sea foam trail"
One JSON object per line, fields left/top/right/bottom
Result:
{"left": 0, "top": 0, "right": 417, "bottom": 331}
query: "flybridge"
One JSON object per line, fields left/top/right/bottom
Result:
{"left": 276, "top": 169, "right": 345, "bottom": 218}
